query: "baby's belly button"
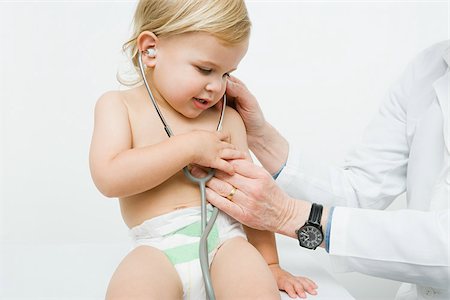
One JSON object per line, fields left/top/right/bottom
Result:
{"left": 173, "top": 201, "right": 199, "bottom": 210}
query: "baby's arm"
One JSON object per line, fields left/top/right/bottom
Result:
{"left": 89, "top": 92, "right": 243, "bottom": 198}
{"left": 225, "top": 108, "right": 318, "bottom": 298}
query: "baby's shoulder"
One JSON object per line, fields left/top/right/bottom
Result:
{"left": 223, "top": 106, "right": 244, "bottom": 126}
{"left": 223, "top": 106, "right": 242, "bottom": 121}
{"left": 95, "top": 87, "right": 142, "bottom": 112}
{"left": 221, "top": 106, "right": 246, "bottom": 135}
{"left": 95, "top": 90, "right": 126, "bottom": 108}
{"left": 93, "top": 89, "right": 143, "bottom": 123}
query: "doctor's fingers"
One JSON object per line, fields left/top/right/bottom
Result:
{"left": 190, "top": 166, "right": 239, "bottom": 192}
{"left": 214, "top": 160, "right": 273, "bottom": 196}
{"left": 204, "top": 187, "right": 247, "bottom": 222}
{"left": 206, "top": 171, "right": 272, "bottom": 222}
{"left": 191, "top": 164, "right": 257, "bottom": 198}
{"left": 226, "top": 76, "right": 258, "bottom": 110}
{"left": 212, "top": 167, "right": 263, "bottom": 199}
{"left": 205, "top": 186, "right": 266, "bottom": 231}
{"left": 212, "top": 155, "right": 245, "bottom": 176}
{"left": 225, "top": 75, "right": 246, "bottom": 98}
{"left": 213, "top": 149, "right": 247, "bottom": 176}
{"left": 191, "top": 167, "right": 251, "bottom": 205}
{"left": 227, "top": 75, "right": 246, "bottom": 86}
{"left": 229, "top": 159, "right": 269, "bottom": 179}
{"left": 204, "top": 174, "right": 241, "bottom": 199}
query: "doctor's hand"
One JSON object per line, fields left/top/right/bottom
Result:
{"left": 192, "top": 159, "right": 310, "bottom": 236}
{"left": 225, "top": 76, "right": 267, "bottom": 142}
{"left": 224, "top": 76, "right": 289, "bottom": 175}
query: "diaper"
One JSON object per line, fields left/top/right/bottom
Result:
{"left": 130, "top": 205, "right": 246, "bottom": 299}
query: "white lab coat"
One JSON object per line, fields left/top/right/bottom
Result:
{"left": 277, "top": 41, "right": 449, "bottom": 299}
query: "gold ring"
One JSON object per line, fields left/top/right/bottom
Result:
{"left": 226, "top": 186, "right": 237, "bottom": 201}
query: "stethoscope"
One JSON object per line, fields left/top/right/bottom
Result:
{"left": 138, "top": 51, "right": 223, "bottom": 300}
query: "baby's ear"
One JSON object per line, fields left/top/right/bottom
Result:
{"left": 137, "top": 31, "right": 158, "bottom": 68}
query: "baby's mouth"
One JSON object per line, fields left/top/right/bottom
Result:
{"left": 194, "top": 98, "right": 208, "bottom": 104}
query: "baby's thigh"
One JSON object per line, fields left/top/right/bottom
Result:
{"left": 106, "top": 245, "right": 183, "bottom": 300}
{"left": 211, "top": 237, "right": 280, "bottom": 300}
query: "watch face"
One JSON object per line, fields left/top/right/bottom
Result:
{"left": 298, "top": 225, "right": 323, "bottom": 249}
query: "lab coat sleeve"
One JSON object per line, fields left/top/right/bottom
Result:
{"left": 277, "top": 54, "right": 413, "bottom": 210}
{"left": 329, "top": 207, "right": 450, "bottom": 289}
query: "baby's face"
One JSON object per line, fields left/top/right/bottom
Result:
{"left": 150, "top": 32, "right": 248, "bottom": 118}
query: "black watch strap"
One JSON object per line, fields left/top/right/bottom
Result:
{"left": 308, "top": 203, "right": 323, "bottom": 225}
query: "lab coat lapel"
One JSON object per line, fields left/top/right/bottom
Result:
{"left": 433, "top": 49, "right": 450, "bottom": 154}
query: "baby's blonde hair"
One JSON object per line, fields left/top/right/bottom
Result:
{"left": 121, "top": 0, "right": 251, "bottom": 85}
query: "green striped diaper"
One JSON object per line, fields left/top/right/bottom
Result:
{"left": 163, "top": 220, "right": 219, "bottom": 265}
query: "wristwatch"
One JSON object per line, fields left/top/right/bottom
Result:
{"left": 296, "top": 203, "right": 324, "bottom": 250}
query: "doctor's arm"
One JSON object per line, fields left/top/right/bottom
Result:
{"left": 221, "top": 47, "right": 449, "bottom": 287}
{"left": 201, "top": 160, "right": 449, "bottom": 289}
{"left": 225, "top": 76, "right": 289, "bottom": 175}
{"left": 226, "top": 74, "right": 410, "bottom": 210}
{"left": 228, "top": 44, "right": 445, "bottom": 211}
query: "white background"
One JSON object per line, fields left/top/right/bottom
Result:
{"left": 1, "top": 1, "right": 448, "bottom": 299}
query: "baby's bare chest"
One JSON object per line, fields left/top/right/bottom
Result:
{"left": 126, "top": 100, "right": 220, "bottom": 148}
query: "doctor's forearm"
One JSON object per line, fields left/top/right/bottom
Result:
{"left": 248, "top": 122, "right": 289, "bottom": 175}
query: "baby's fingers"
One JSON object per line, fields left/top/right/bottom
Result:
{"left": 212, "top": 159, "right": 235, "bottom": 175}
{"left": 220, "top": 148, "right": 246, "bottom": 160}
{"left": 296, "top": 277, "right": 318, "bottom": 295}
{"left": 292, "top": 282, "right": 308, "bottom": 298}
{"left": 216, "top": 131, "right": 231, "bottom": 143}
{"left": 283, "top": 283, "right": 302, "bottom": 299}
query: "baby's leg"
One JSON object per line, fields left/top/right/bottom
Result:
{"left": 211, "top": 237, "right": 280, "bottom": 299}
{"left": 106, "top": 245, "right": 183, "bottom": 300}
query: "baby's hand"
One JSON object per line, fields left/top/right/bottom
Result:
{"left": 187, "top": 130, "right": 245, "bottom": 175}
{"left": 269, "top": 264, "right": 318, "bottom": 299}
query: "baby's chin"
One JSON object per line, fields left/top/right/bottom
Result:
{"left": 174, "top": 107, "right": 205, "bottom": 119}
{"left": 183, "top": 104, "right": 219, "bottom": 119}
{"left": 182, "top": 109, "right": 213, "bottom": 119}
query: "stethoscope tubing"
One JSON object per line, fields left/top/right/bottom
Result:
{"left": 138, "top": 51, "right": 225, "bottom": 300}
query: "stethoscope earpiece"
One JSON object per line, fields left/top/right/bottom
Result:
{"left": 145, "top": 48, "right": 156, "bottom": 58}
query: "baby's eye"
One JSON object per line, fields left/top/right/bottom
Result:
{"left": 197, "top": 67, "right": 212, "bottom": 74}
{"left": 223, "top": 73, "right": 231, "bottom": 78}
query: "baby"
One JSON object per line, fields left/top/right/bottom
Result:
{"left": 90, "top": 0, "right": 317, "bottom": 298}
